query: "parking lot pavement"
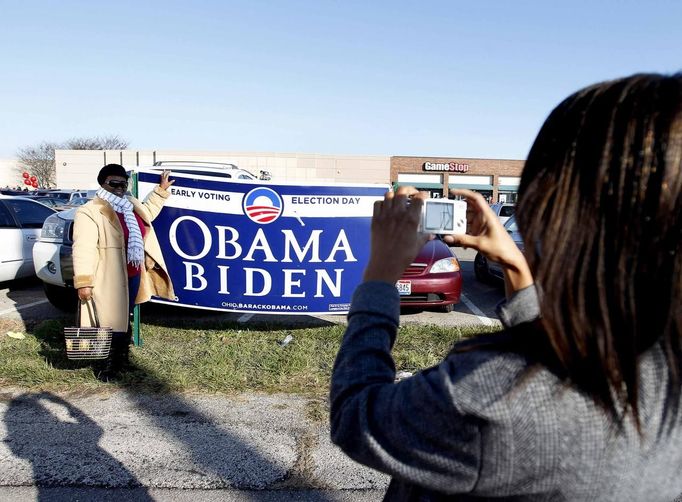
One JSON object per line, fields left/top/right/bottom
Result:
{"left": 0, "top": 278, "right": 50, "bottom": 315}
{"left": 0, "top": 248, "right": 505, "bottom": 331}
{"left": 0, "top": 487, "right": 385, "bottom": 501}
{"left": 0, "top": 389, "right": 389, "bottom": 497}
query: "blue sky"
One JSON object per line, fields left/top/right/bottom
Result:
{"left": 0, "top": 1, "right": 680, "bottom": 159}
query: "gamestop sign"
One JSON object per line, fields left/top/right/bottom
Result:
{"left": 423, "top": 161, "right": 470, "bottom": 173}
{"left": 137, "top": 170, "right": 387, "bottom": 314}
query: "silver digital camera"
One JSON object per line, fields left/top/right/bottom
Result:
{"left": 418, "top": 199, "right": 467, "bottom": 235}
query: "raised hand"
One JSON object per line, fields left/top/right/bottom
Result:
{"left": 443, "top": 189, "right": 533, "bottom": 295}
{"left": 159, "top": 170, "right": 175, "bottom": 190}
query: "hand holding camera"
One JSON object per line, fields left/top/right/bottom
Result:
{"left": 419, "top": 199, "right": 467, "bottom": 235}
{"left": 443, "top": 189, "right": 532, "bottom": 294}
{"left": 363, "top": 188, "right": 467, "bottom": 285}
{"left": 363, "top": 187, "right": 532, "bottom": 294}
{"left": 363, "top": 187, "right": 431, "bottom": 284}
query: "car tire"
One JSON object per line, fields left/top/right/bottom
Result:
{"left": 474, "top": 253, "right": 492, "bottom": 283}
{"left": 441, "top": 303, "right": 454, "bottom": 313}
{"left": 43, "top": 283, "right": 78, "bottom": 313}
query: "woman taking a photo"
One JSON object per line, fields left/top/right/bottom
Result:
{"left": 330, "top": 74, "right": 682, "bottom": 500}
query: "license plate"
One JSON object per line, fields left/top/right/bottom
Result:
{"left": 396, "top": 280, "right": 411, "bottom": 296}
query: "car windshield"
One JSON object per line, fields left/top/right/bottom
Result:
{"left": 499, "top": 206, "right": 515, "bottom": 217}
{"left": 41, "top": 192, "right": 71, "bottom": 200}
{"left": 32, "top": 198, "right": 59, "bottom": 207}
{"left": 68, "top": 197, "right": 90, "bottom": 206}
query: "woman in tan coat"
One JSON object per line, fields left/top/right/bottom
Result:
{"left": 72, "top": 164, "right": 175, "bottom": 380}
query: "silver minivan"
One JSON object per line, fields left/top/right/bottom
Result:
{"left": 474, "top": 215, "right": 524, "bottom": 284}
{"left": 490, "top": 202, "right": 515, "bottom": 225}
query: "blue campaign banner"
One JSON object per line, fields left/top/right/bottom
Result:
{"left": 137, "top": 170, "right": 388, "bottom": 314}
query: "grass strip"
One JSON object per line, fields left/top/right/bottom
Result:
{"left": 0, "top": 319, "right": 498, "bottom": 396}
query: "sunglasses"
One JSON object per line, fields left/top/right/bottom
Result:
{"left": 106, "top": 180, "right": 128, "bottom": 189}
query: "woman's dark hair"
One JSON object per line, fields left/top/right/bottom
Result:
{"left": 516, "top": 73, "right": 682, "bottom": 432}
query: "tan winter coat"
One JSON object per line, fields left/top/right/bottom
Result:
{"left": 72, "top": 186, "right": 175, "bottom": 332}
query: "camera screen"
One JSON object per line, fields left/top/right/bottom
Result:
{"left": 423, "top": 201, "right": 454, "bottom": 232}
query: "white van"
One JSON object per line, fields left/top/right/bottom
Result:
{"left": 149, "top": 161, "right": 259, "bottom": 180}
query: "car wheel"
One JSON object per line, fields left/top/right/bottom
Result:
{"left": 441, "top": 303, "right": 454, "bottom": 313}
{"left": 43, "top": 283, "right": 78, "bottom": 313}
{"left": 474, "top": 253, "right": 492, "bottom": 283}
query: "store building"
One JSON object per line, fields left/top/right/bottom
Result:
{"left": 54, "top": 150, "right": 391, "bottom": 189}
{"left": 0, "top": 158, "right": 22, "bottom": 188}
{"left": 49, "top": 150, "right": 525, "bottom": 203}
{"left": 391, "top": 156, "right": 524, "bottom": 203}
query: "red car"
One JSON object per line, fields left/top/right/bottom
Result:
{"left": 396, "top": 237, "right": 462, "bottom": 312}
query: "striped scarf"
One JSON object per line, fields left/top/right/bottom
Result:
{"left": 96, "top": 188, "right": 144, "bottom": 269}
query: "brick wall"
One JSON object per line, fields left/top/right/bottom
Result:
{"left": 391, "top": 156, "right": 525, "bottom": 200}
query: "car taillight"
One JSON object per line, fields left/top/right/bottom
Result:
{"left": 429, "top": 257, "right": 460, "bottom": 273}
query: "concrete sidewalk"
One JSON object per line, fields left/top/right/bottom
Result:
{"left": 0, "top": 389, "right": 388, "bottom": 500}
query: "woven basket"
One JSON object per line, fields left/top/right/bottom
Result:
{"left": 64, "top": 299, "right": 112, "bottom": 360}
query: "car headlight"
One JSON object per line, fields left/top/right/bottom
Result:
{"left": 430, "top": 257, "right": 461, "bottom": 273}
{"left": 40, "top": 214, "right": 66, "bottom": 242}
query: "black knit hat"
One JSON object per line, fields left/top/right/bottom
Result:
{"left": 97, "top": 164, "right": 129, "bottom": 185}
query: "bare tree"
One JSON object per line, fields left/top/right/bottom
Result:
{"left": 16, "top": 135, "right": 129, "bottom": 188}
{"left": 64, "top": 135, "right": 129, "bottom": 151}
{"left": 16, "top": 141, "right": 61, "bottom": 188}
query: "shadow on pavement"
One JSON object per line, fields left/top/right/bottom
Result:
{"left": 3, "top": 393, "right": 154, "bottom": 501}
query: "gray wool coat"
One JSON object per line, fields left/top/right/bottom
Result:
{"left": 330, "top": 282, "right": 682, "bottom": 501}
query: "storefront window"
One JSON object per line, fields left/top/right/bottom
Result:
{"left": 498, "top": 191, "right": 518, "bottom": 203}
{"left": 448, "top": 189, "right": 492, "bottom": 203}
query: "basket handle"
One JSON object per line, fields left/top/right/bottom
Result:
{"left": 77, "top": 298, "right": 102, "bottom": 328}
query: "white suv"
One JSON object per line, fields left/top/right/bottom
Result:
{"left": 150, "top": 161, "right": 259, "bottom": 180}
{"left": 490, "top": 202, "right": 515, "bottom": 225}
